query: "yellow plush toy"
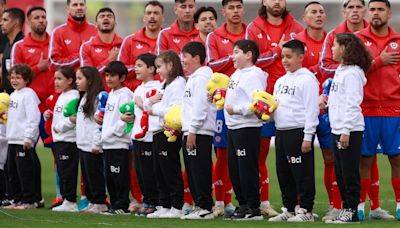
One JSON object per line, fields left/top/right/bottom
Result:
{"left": 249, "top": 90, "right": 279, "bottom": 121}
{"left": 0, "top": 93, "right": 11, "bottom": 124}
{"left": 163, "top": 105, "right": 182, "bottom": 142}
{"left": 206, "top": 72, "right": 230, "bottom": 110}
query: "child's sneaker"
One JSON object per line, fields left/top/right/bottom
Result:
{"left": 322, "top": 207, "right": 341, "bottom": 221}
{"left": 146, "top": 206, "right": 170, "bottom": 218}
{"left": 159, "top": 207, "right": 184, "bottom": 218}
{"left": 181, "top": 207, "right": 214, "bottom": 220}
{"left": 326, "top": 208, "right": 359, "bottom": 224}
{"left": 182, "top": 202, "right": 193, "bottom": 215}
{"left": 287, "top": 208, "right": 314, "bottom": 222}
{"left": 244, "top": 208, "right": 263, "bottom": 220}
{"left": 78, "top": 197, "right": 89, "bottom": 211}
{"left": 368, "top": 207, "right": 394, "bottom": 220}
{"left": 357, "top": 203, "right": 365, "bottom": 221}
{"left": 229, "top": 206, "right": 249, "bottom": 220}
{"left": 3, "top": 201, "right": 21, "bottom": 209}
{"left": 260, "top": 202, "right": 278, "bottom": 216}
{"left": 268, "top": 207, "right": 295, "bottom": 222}
{"left": 85, "top": 204, "right": 108, "bottom": 213}
{"left": 14, "top": 203, "right": 36, "bottom": 210}
{"left": 49, "top": 198, "right": 63, "bottom": 209}
{"left": 52, "top": 200, "right": 78, "bottom": 212}
{"left": 128, "top": 199, "right": 142, "bottom": 213}
{"left": 101, "top": 208, "right": 130, "bottom": 215}
{"left": 35, "top": 198, "right": 45, "bottom": 208}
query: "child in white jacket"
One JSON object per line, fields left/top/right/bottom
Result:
{"left": 326, "top": 33, "right": 371, "bottom": 224}
{"left": 6, "top": 64, "right": 40, "bottom": 209}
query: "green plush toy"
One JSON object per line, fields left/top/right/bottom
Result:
{"left": 119, "top": 101, "right": 135, "bottom": 134}
{"left": 63, "top": 98, "right": 79, "bottom": 117}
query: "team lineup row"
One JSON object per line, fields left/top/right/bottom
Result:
{"left": 0, "top": 0, "right": 399, "bottom": 224}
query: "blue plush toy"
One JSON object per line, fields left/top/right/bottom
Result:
{"left": 95, "top": 91, "right": 108, "bottom": 131}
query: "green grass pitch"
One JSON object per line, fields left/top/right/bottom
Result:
{"left": 0, "top": 146, "right": 398, "bottom": 227}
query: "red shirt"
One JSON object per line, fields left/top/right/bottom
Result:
{"left": 356, "top": 26, "right": 400, "bottom": 116}
{"left": 49, "top": 16, "right": 97, "bottom": 70}
{"left": 156, "top": 20, "right": 199, "bottom": 55}
{"left": 118, "top": 27, "right": 158, "bottom": 92}
{"left": 206, "top": 23, "right": 246, "bottom": 77}
{"left": 80, "top": 33, "right": 123, "bottom": 91}
{"left": 11, "top": 32, "right": 55, "bottom": 112}
{"left": 246, "top": 14, "right": 303, "bottom": 93}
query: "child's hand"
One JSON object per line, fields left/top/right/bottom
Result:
{"left": 149, "top": 93, "right": 163, "bottom": 104}
{"left": 91, "top": 149, "right": 100, "bottom": 155}
{"left": 339, "top": 134, "right": 350, "bottom": 149}
{"left": 120, "top": 113, "right": 134, "bottom": 123}
{"left": 23, "top": 142, "right": 32, "bottom": 151}
{"left": 318, "top": 95, "right": 327, "bottom": 110}
{"left": 186, "top": 133, "right": 196, "bottom": 151}
{"left": 225, "top": 104, "right": 234, "bottom": 115}
{"left": 94, "top": 114, "right": 103, "bottom": 125}
{"left": 69, "top": 116, "right": 77, "bottom": 124}
{"left": 43, "top": 110, "right": 51, "bottom": 120}
{"left": 301, "top": 140, "right": 312, "bottom": 153}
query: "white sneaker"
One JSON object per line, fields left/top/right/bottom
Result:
{"left": 182, "top": 207, "right": 214, "bottom": 220}
{"left": 13, "top": 203, "right": 36, "bottom": 210}
{"left": 287, "top": 208, "right": 314, "bottom": 222}
{"left": 268, "top": 207, "right": 294, "bottom": 222}
{"left": 159, "top": 207, "right": 184, "bottom": 218}
{"left": 52, "top": 200, "right": 78, "bottom": 212}
{"left": 260, "top": 202, "right": 278, "bottom": 216}
{"left": 146, "top": 206, "right": 170, "bottom": 218}
{"left": 128, "top": 199, "right": 142, "bottom": 213}
{"left": 85, "top": 204, "right": 108, "bottom": 213}
{"left": 322, "top": 207, "right": 341, "bottom": 221}
{"left": 182, "top": 202, "right": 193, "bottom": 215}
{"left": 80, "top": 203, "right": 94, "bottom": 212}
{"left": 326, "top": 208, "right": 359, "bottom": 224}
{"left": 368, "top": 207, "right": 394, "bottom": 220}
{"left": 213, "top": 204, "right": 224, "bottom": 217}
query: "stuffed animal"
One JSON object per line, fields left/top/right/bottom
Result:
{"left": 119, "top": 101, "right": 135, "bottom": 134}
{"left": 0, "top": 93, "right": 11, "bottom": 125}
{"left": 249, "top": 90, "right": 279, "bottom": 121}
{"left": 321, "top": 78, "right": 333, "bottom": 121}
{"left": 95, "top": 91, "right": 109, "bottom": 119}
{"left": 134, "top": 89, "right": 157, "bottom": 139}
{"left": 63, "top": 98, "right": 79, "bottom": 117}
{"left": 206, "top": 72, "right": 230, "bottom": 110}
{"left": 163, "top": 105, "right": 182, "bottom": 142}
{"left": 43, "top": 92, "right": 60, "bottom": 144}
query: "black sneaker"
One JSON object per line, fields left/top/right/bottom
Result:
{"left": 101, "top": 208, "right": 130, "bottom": 215}
{"left": 326, "top": 208, "right": 359, "bottom": 224}
{"left": 245, "top": 208, "right": 263, "bottom": 220}
{"left": 230, "top": 206, "right": 250, "bottom": 220}
{"left": 35, "top": 198, "right": 45, "bottom": 208}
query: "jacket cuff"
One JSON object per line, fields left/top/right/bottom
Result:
{"left": 341, "top": 128, "right": 350, "bottom": 136}
{"left": 189, "top": 126, "right": 198, "bottom": 134}
{"left": 303, "top": 133, "right": 313, "bottom": 142}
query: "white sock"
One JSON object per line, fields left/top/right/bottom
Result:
{"left": 260, "top": 201, "right": 270, "bottom": 207}
{"left": 396, "top": 202, "right": 400, "bottom": 210}
{"left": 215, "top": 201, "right": 224, "bottom": 207}
{"left": 357, "top": 202, "right": 365, "bottom": 211}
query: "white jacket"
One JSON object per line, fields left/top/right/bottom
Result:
{"left": 224, "top": 66, "right": 267, "bottom": 130}
{"left": 76, "top": 95, "right": 102, "bottom": 152}
{"left": 182, "top": 66, "right": 216, "bottom": 136}
{"left": 7, "top": 87, "right": 40, "bottom": 145}
{"left": 273, "top": 67, "right": 320, "bottom": 141}
{"left": 132, "top": 80, "right": 161, "bottom": 142}
{"left": 52, "top": 89, "right": 80, "bottom": 142}
{"left": 149, "top": 76, "right": 186, "bottom": 132}
{"left": 0, "top": 124, "right": 7, "bottom": 169}
{"left": 101, "top": 87, "right": 134, "bottom": 149}
{"left": 328, "top": 65, "right": 366, "bottom": 135}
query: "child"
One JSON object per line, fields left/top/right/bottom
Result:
{"left": 100, "top": 61, "right": 133, "bottom": 215}
{"left": 325, "top": 32, "right": 371, "bottom": 224}
{"left": 145, "top": 50, "right": 186, "bottom": 218}
{"left": 224, "top": 40, "right": 266, "bottom": 220}
{"left": 74, "top": 66, "right": 107, "bottom": 213}
{"left": 127, "top": 53, "right": 161, "bottom": 216}
{"left": 268, "top": 39, "right": 319, "bottom": 222}
{"left": 5, "top": 64, "right": 40, "bottom": 209}
{"left": 49, "top": 66, "right": 80, "bottom": 212}
{"left": 180, "top": 42, "right": 216, "bottom": 219}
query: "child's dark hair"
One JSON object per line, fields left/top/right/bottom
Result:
{"left": 56, "top": 66, "right": 76, "bottom": 89}
{"left": 137, "top": 53, "right": 157, "bottom": 75}
{"left": 335, "top": 33, "right": 372, "bottom": 73}
{"left": 182, "top": 41, "right": 206, "bottom": 65}
{"left": 9, "top": 64, "right": 34, "bottom": 86}
{"left": 282, "top": 39, "right": 305, "bottom": 55}
{"left": 78, "top": 66, "right": 104, "bottom": 119}
{"left": 104, "top": 61, "right": 128, "bottom": 81}
{"left": 233, "top": 39, "right": 260, "bottom": 64}
{"left": 156, "top": 50, "right": 184, "bottom": 87}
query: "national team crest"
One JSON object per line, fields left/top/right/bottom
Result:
{"left": 389, "top": 42, "right": 398, "bottom": 50}
{"left": 289, "top": 32, "right": 296, "bottom": 39}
